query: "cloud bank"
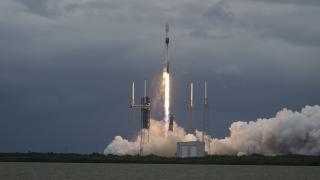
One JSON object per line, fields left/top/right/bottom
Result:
{"left": 1, "top": 0, "right": 320, "bottom": 153}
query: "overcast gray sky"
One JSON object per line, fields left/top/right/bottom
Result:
{"left": 0, "top": 0, "right": 320, "bottom": 153}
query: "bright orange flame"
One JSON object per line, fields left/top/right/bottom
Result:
{"left": 163, "top": 71, "right": 170, "bottom": 130}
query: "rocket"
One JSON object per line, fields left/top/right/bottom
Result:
{"left": 164, "top": 23, "right": 170, "bottom": 73}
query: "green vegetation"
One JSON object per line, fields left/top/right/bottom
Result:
{"left": 0, "top": 153, "right": 320, "bottom": 166}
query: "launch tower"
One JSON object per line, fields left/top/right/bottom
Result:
{"left": 129, "top": 80, "right": 151, "bottom": 155}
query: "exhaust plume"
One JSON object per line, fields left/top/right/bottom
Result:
{"left": 105, "top": 105, "right": 320, "bottom": 156}
{"left": 105, "top": 119, "right": 197, "bottom": 156}
{"left": 162, "top": 71, "right": 170, "bottom": 132}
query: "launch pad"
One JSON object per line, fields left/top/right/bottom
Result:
{"left": 128, "top": 24, "right": 211, "bottom": 156}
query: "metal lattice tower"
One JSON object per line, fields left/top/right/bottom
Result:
{"left": 169, "top": 114, "right": 174, "bottom": 131}
{"left": 129, "top": 80, "right": 151, "bottom": 156}
{"left": 140, "top": 80, "right": 150, "bottom": 155}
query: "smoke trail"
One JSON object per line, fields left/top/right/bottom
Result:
{"left": 104, "top": 105, "right": 320, "bottom": 156}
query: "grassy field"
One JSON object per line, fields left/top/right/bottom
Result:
{"left": 0, "top": 153, "right": 320, "bottom": 165}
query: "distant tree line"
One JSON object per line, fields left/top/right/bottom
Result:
{"left": 0, "top": 153, "right": 320, "bottom": 166}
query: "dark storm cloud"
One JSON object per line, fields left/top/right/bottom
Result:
{"left": 248, "top": 0, "right": 320, "bottom": 6}
{"left": 0, "top": 0, "right": 320, "bottom": 153}
{"left": 203, "top": 1, "right": 234, "bottom": 22}
{"left": 199, "top": 0, "right": 320, "bottom": 47}
{"left": 13, "top": 0, "right": 61, "bottom": 18}
{"left": 64, "top": 1, "right": 121, "bottom": 11}
{"left": 237, "top": 3, "right": 320, "bottom": 47}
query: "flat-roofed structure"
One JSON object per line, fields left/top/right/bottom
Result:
{"left": 176, "top": 141, "right": 205, "bottom": 158}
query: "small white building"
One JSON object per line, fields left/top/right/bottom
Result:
{"left": 176, "top": 141, "right": 205, "bottom": 158}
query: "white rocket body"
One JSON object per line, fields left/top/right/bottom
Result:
{"left": 164, "top": 23, "right": 170, "bottom": 73}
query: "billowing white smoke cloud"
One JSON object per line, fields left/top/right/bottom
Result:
{"left": 212, "top": 105, "right": 320, "bottom": 156}
{"left": 105, "top": 105, "right": 320, "bottom": 156}
{"left": 105, "top": 120, "right": 199, "bottom": 156}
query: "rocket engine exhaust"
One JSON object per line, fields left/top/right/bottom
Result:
{"left": 163, "top": 71, "right": 170, "bottom": 131}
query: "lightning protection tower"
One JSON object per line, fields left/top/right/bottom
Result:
{"left": 202, "top": 80, "right": 211, "bottom": 154}
{"left": 128, "top": 81, "right": 136, "bottom": 142}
